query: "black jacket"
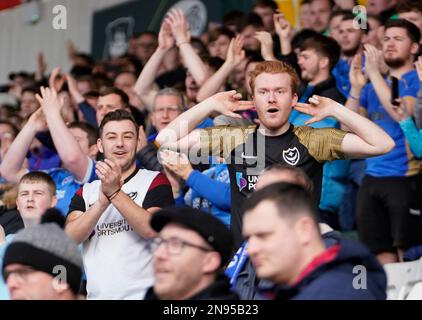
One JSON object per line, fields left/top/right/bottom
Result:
{"left": 145, "top": 275, "right": 239, "bottom": 300}
{"left": 298, "top": 76, "right": 346, "bottom": 104}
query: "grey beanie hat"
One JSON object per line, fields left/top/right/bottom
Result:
{"left": 3, "top": 223, "right": 83, "bottom": 294}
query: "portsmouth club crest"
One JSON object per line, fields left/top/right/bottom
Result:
{"left": 282, "top": 147, "right": 300, "bottom": 166}
{"left": 236, "top": 172, "right": 247, "bottom": 192}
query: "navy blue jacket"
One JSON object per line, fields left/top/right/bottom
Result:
{"left": 273, "top": 240, "right": 387, "bottom": 300}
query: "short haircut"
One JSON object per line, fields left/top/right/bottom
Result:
{"left": 21, "top": 85, "right": 41, "bottom": 97}
{"left": 98, "top": 109, "right": 139, "bottom": 138}
{"left": 132, "top": 31, "right": 158, "bottom": 41}
{"left": 245, "top": 51, "right": 264, "bottom": 69}
{"left": 384, "top": 18, "right": 421, "bottom": 44}
{"left": 0, "top": 120, "right": 19, "bottom": 138}
{"left": 99, "top": 87, "right": 130, "bottom": 108}
{"left": 190, "top": 37, "right": 207, "bottom": 56}
{"left": 299, "top": 33, "right": 341, "bottom": 70}
{"left": 261, "top": 164, "right": 314, "bottom": 194}
{"left": 154, "top": 87, "right": 185, "bottom": 112}
{"left": 341, "top": 12, "right": 369, "bottom": 34}
{"left": 238, "top": 12, "right": 264, "bottom": 33}
{"left": 68, "top": 121, "right": 98, "bottom": 146}
{"left": 244, "top": 182, "right": 319, "bottom": 224}
{"left": 330, "top": 9, "right": 352, "bottom": 21}
{"left": 203, "top": 56, "right": 225, "bottom": 72}
{"left": 19, "top": 171, "right": 56, "bottom": 196}
{"left": 249, "top": 60, "right": 300, "bottom": 94}
{"left": 396, "top": 0, "right": 422, "bottom": 14}
{"left": 291, "top": 29, "right": 321, "bottom": 51}
{"left": 208, "top": 27, "right": 235, "bottom": 44}
{"left": 223, "top": 10, "right": 246, "bottom": 30}
{"left": 253, "top": 0, "right": 278, "bottom": 11}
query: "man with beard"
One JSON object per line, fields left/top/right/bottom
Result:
{"left": 65, "top": 110, "right": 174, "bottom": 299}
{"left": 157, "top": 60, "right": 395, "bottom": 247}
{"left": 333, "top": 12, "right": 368, "bottom": 98}
{"left": 346, "top": 19, "right": 422, "bottom": 265}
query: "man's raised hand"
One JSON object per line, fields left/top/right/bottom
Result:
{"left": 294, "top": 95, "right": 340, "bottom": 125}
{"left": 209, "top": 90, "right": 254, "bottom": 119}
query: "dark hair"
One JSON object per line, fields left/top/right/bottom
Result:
{"left": 223, "top": 10, "right": 246, "bottom": 31}
{"left": 245, "top": 51, "right": 264, "bottom": 69}
{"left": 0, "top": 120, "right": 19, "bottom": 138}
{"left": 98, "top": 109, "right": 139, "bottom": 138}
{"left": 21, "top": 85, "right": 41, "bottom": 97}
{"left": 340, "top": 12, "right": 369, "bottom": 34}
{"left": 396, "top": 0, "right": 422, "bottom": 14}
{"left": 203, "top": 56, "right": 225, "bottom": 72}
{"left": 208, "top": 27, "right": 235, "bottom": 44}
{"left": 384, "top": 18, "right": 421, "bottom": 44}
{"left": 190, "top": 37, "right": 208, "bottom": 56}
{"left": 132, "top": 31, "right": 158, "bottom": 42}
{"left": 330, "top": 9, "right": 352, "bottom": 21}
{"left": 99, "top": 87, "right": 130, "bottom": 108}
{"left": 75, "top": 53, "right": 95, "bottom": 67}
{"left": 261, "top": 164, "right": 314, "bottom": 194}
{"left": 253, "top": 0, "right": 278, "bottom": 11}
{"left": 68, "top": 121, "right": 98, "bottom": 147}
{"left": 238, "top": 12, "right": 264, "bottom": 33}
{"left": 83, "top": 90, "right": 100, "bottom": 99}
{"left": 291, "top": 29, "right": 321, "bottom": 51}
{"left": 299, "top": 33, "right": 341, "bottom": 70}
{"left": 244, "top": 182, "right": 319, "bottom": 224}
{"left": 19, "top": 171, "right": 56, "bottom": 196}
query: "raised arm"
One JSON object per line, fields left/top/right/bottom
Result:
{"left": 274, "top": 12, "right": 294, "bottom": 56}
{"left": 295, "top": 95, "right": 395, "bottom": 158}
{"left": 254, "top": 31, "right": 277, "bottom": 61}
{"left": 133, "top": 22, "right": 175, "bottom": 111}
{"left": 363, "top": 44, "right": 416, "bottom": 121}
{"left": 196, "top": 35, "right": 245, "bottom": 102}
{"left": 65, "top": 73, "right": 84, "bottom": 104}
{"left": 0, "top": 108, "right": 47, "bottom": 184}
{"left": 166, "top": 9, "right": 208, "bottom": 85}
{"left": 345, "top": 53, "right": 367, "bottom": 114}
{"left": 36, "top": 87, "right": 91, "bottom": 182}
{"left": 156, "top": 91, "right": 254, "bottom": 149}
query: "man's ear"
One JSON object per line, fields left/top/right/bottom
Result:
{"left": 202, "top": 251, "right": 221, "bottom": 275}
{"left": 51, "top": 195, "right": 58, "bottom": 208}
{"left": 411, "top": 42, "right": 419, "bottom": 55}
{"left": 89, "top": 144, "right": 98, "bottom": 159}
{"left": 294, "top": 216, "right": 317, "bottom": 246}
{"left": 291, "top": 93, "right": 298, "bottom": 106}
{"left": 97, "top": 138, "right": 103, "bottom": 154}
{"left": 319, "top": 56, "right": 329, "bottom": 71}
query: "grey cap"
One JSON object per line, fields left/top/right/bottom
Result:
{"left": 3, "top": 223, "right": 83, "bottom": 294}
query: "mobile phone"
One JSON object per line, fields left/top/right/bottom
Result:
{"left": 391, "top": 76, "right": 399, "bottom": 106}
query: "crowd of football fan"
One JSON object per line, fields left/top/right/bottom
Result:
{"left": 0, "top": 0, "right": 422, "bottom": 300}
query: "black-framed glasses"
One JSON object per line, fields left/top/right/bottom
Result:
{"left": 147, "top": 237, "right": 214, "bottom": 255}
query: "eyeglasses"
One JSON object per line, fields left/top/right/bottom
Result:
{"left": 147, "top": 237, "right": 213, "bottom": 255}
{"left": 3, "top": 267, "right": 37, "bottom": 283}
